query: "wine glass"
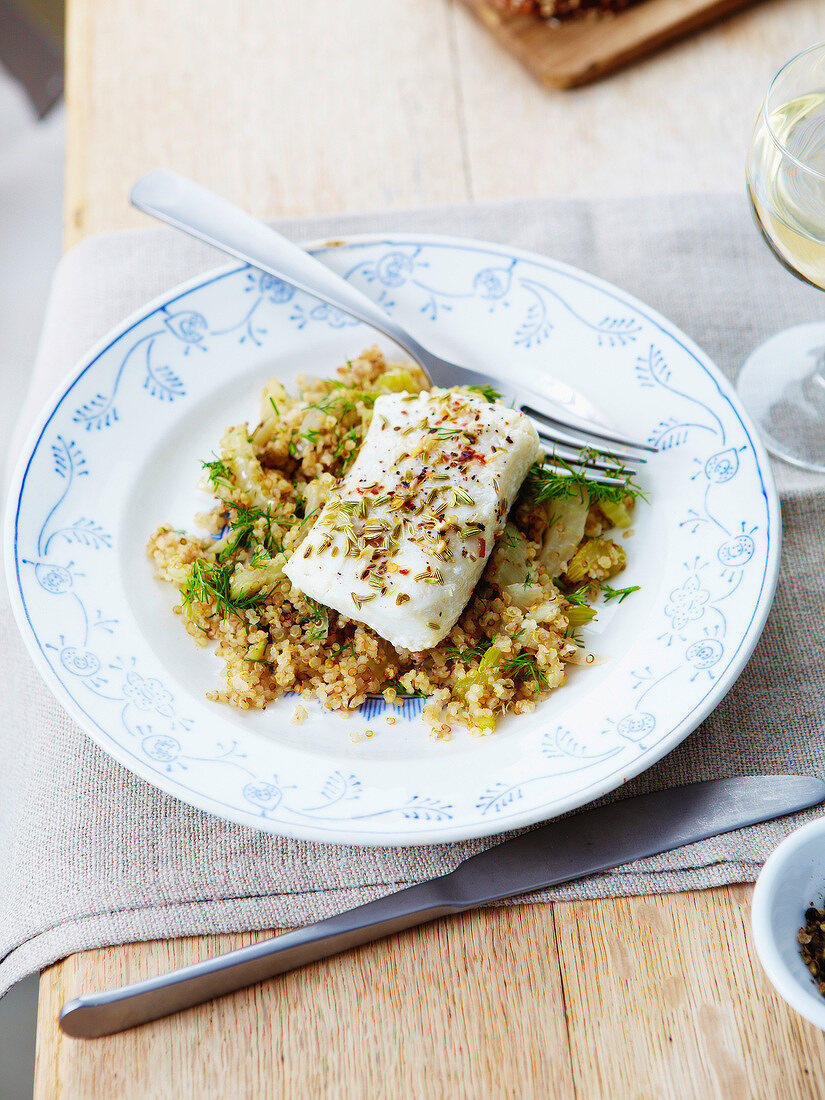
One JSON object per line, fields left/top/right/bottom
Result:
{"left": 740, "top": 41, "right": 825, "bottom": 472}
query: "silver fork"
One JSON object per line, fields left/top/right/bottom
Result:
{"left": 130, "top": 171, "right": 655, "bottom": 487}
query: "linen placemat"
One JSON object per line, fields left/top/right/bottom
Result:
{"left": 2, "top": 193, "right": 824, "bottom": 998}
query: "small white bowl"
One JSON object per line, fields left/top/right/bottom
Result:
{"left": 752, "top": 817, "right": 825, "bottom": 1030}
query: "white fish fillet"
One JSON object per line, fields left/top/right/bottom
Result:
{"left": 284, "top": 389, "right": 542, "bottom": 651}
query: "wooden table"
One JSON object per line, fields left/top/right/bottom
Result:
{"left": 37, "top": 1, "right": 825, "bottom": 1095}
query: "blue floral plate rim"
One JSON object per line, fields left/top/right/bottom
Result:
{"left": 4, "top": 231, "right": 781, "bottom": 845}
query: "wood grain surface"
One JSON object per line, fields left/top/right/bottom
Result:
{"left": 457, "top": 0, "right": 762, "bottom": 88}
{"left": 36, "top": 890, "right": 825, "bottom": 1098}
{"left": 38, "top": 0, "right": 825, "bottom": 1096}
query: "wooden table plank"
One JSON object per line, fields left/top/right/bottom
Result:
{"left": 37, "top": 909, "right": 576, "bottom": 1099}
{"left": 64, "top": 0, "right": 471, "bottom": 245}
{"left": 452, "top": 0, "right": 824, "bottom": 201}
{"left": 64, "top": 0, "right": 825, "bottom": 236}
{"left": 556, "top": 886, "right": 825, "bottom": 1099}
{"left": 36, "top": 0, "right": 825, "bottom": 1096}
{"left": 37, "top": 888, "right": 825, "bottom": 1098}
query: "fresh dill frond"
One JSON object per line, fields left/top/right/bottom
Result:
{"left": 180, "top": 559, "right": 272, "bottom": 623}
{"left": 382, "top": 678, "right": 429, "bottom": 699}
{"left": 298, "top": 597, "right": 330, "bottom": 640}
{"left": 445, "top": 638, "right": 493, "bottom": 663}
{"left": 217, "top": 512, "right": 256, "bottom": 562}
{"left": 201, "top": 455, "right": 234, "bottom": 493}
{"left": 249, "top": 544, "right": 273, "bottom": 568}
{"left": 217, "top": 502, "right": 292, "bottom": 563}
{"left": 521, "top": 459, "right": 646, "bottom": 507}
{"left": 562, "top": 583, "right": 592, "bottom": 608}
{"left": 500, "top": 651, "right": 549, "bottom": 692}
{"left": 298, "top": 506, "right": 320, "bottom": 530}
{"left": 305, "top": 387, "right": 376, "bottom": 418}
{"left": 601, "top": 583, "right": 641, "bottom": 604}
{"left": 498, "top": 527, "right": 522, "bottom": 549}
{"left": 467, "top": 383, "right": 501, "bottom": 403}
{"left": 334, "top": 425, "right": 362, "bottom": 466}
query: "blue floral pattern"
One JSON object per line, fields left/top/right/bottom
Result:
{"left": 6, "top": 235, "right": 778, "bottom": 844}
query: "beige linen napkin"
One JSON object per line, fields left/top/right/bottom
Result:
{"left": 2, "top": 194, "right": 824, "bottom": 998}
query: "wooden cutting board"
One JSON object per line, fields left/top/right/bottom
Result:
{"left": 458, "top": 0, "right": 763, "bottom": 87}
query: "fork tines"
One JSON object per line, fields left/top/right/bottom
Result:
{"left": 540, "top": 453, "right": 634, "bottom": 488}
{"left": 522, "top": 403, "right": 656, "bottom": 461}
{"left": 535, "top": 420, "right": 646, "bottom": 488}
{"left": 539, "top": 437, "right": 640, "bottom": 476}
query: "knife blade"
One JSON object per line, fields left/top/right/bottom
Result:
{"left": 59, "top": 774, "right": 825, "bottom": 1038}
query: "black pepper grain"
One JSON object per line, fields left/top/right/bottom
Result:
{"left": 798, "top": 905, "right": 825, "bottom": 996}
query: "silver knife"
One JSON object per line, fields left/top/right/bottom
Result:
{"left": 59, "top": 775, "right": 825, "bottom": 1038}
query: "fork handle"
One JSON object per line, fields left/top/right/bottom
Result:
{"left": 130, "top": 170, "right": 433, "bottom": 367}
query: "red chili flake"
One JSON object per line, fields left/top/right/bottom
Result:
{"left": 399, "top": 568, "right": 410, "bottom": 575}
{"left": 478, "top": 537, "right": 486, "bottom": 557}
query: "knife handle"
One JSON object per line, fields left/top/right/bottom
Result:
{"left": 59, "top": 775, "right": 824, "bottom": 1038}
{"left": 59, "top": 874, "right": 464, "bottom": 1038}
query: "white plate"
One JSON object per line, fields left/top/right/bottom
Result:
{"left": 5, "top": 234, "right": 781, "bottom": 846}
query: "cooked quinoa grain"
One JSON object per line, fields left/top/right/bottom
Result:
{"left": 146, "top": 348, "right": 639, "bottom": 736}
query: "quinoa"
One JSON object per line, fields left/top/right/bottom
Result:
{"left": 146, "top": 347, "right": 636, "bottom": 736}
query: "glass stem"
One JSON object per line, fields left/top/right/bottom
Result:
{"left": 813, "top": 343, "right": 825, "bottom": 388}
{"left": 802, "top": 341, "right": 825, "bottom": 410}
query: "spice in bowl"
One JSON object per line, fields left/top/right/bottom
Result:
{"left": 798, "top": 906, "right": 825, "bottom": 996}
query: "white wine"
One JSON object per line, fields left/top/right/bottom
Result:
{"left": 747, "top": 91, "right": 825, "bottom": 290}
{"left": 738, "top": 46, "right": 825, "bottom": 475}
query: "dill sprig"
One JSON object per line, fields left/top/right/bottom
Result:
{"left": 445, "top": 636, "right": 547, "bottom": 691}
{"left": 181, "top": 559, "right": 272, "bottom": 622}
{"left": 217, "top": 502, "right": 290, "bottom": 562}
{"left": 500, "top": 651, "right": 549, "bottom": 693}
{"left": 562, "top": 583, "right": 592, "bottom": 608}
{"left": 521, "top": 458, "right": 646, "bottom": 507}
{"left": 306, "top": 387, "right": 377, "bottom": 418}
{"left": 382, "top": 678, "right": 429, "bottom": 699}
{"left": 334, "top": 425, "right": 362, "bottom": 460}
{"left": 467, "top": 383, "right": 501, "bottom": 403}
{"left": 497, "top": 527, "right": 522, "bottom": 549}
{"left": 202, "top": 455, "right": 234, "bottom": 493}
{"left": 298, "top": 597, "right": 330, "bottom": 640}
{"left": 601, "top": 583, "right": 641, "bottom": 604}
{"left": 445, "top": 638, "right": 493, "bottom": 663}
